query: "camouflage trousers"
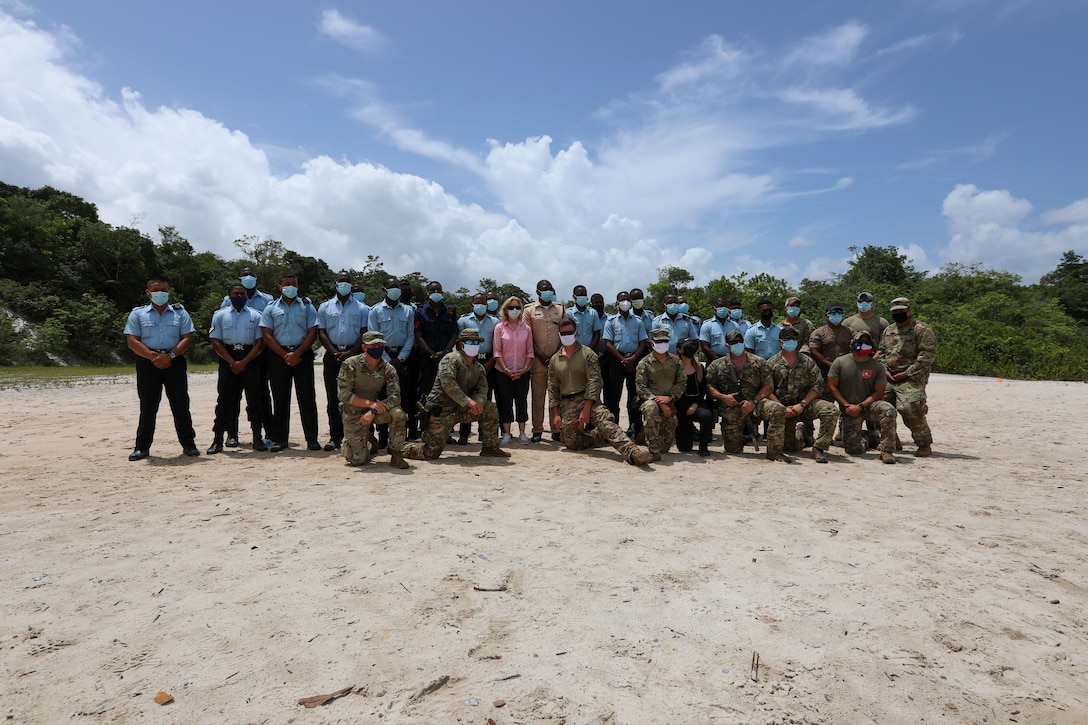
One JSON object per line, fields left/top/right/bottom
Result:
{"left": 342, "top": 404, "right": 406, "bottom": 466}
{"left": 403, "top": 401, "right": 502, "bottom": 460}
{"left": 717, "top": 400, "right": 786, "bottom": 456}
{"left": 783, "top": 400, "right": 839, "bottom": 453}
{"left": 884, "top": 381, "right": 932, "bottom": 447}
{"left": 557, "top": 398, "right": 644, "bottom": 461}
{"left": 639, "top": 400, "right": 678, "bottom": 455}
{"left": 841, "top": 400, "right": 897, "bottom": 454}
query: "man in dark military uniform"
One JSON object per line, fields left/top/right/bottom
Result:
{"left": 635, "top": 328, "right": 686, "bottom": 460}
{"left": 337, "top": 331, "right": 410, "bottom": 469}
{"left": 219, "top": 266, "right": 275, "bottom": 447}
{"left": 414, "top": 280, "right": 460, "bottom": 444}
{"left": 207, "top": 282, "right": 266, "bottom": 453}
{"left": 123, "top": 279, "right": 199, "bottom": 460}
{"left": 879, "top": 297, "right": 937, "bottom": 457}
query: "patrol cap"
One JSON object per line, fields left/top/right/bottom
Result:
{"left": 890, "top": 297, "right": 911, "bottom": 310}
{"left": 361, "top": 330, "right": 386, "bottom": 345}
{"left": 458, "top": 327, "right": 484, "bottom": 343}
{"left": 650, "top": 328, "right": 670, "bottom": 342}
{"left": 725, "top": 330, "right": 744, "bottom": 344}
{"left": 785, "top": 296, "right": 801, "bottom": 306}
{"left": 857, "top": 291, "right": 874, "bottom": 302}
{"left": 826, "top": 301, "right": 845, "bottom": 313}
{"left": 852, "top": 329, "right": 874, "bottom": 343}
{"left": 778, "top": 326, "right": 800, "bottom": 339}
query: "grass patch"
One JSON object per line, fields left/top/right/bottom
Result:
{"left": 0, "top": 364, "right": 218, "bottom": 390}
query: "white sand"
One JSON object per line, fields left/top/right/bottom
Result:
{"left": 1, "top": 371, "right": 1086, "bottom": 723}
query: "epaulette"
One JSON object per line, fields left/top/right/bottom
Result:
{"left": 303, "top": 297, "right": 312, "bottom": 305}
{"left": 172, "top": 303, "right": 185, "bottom": 310}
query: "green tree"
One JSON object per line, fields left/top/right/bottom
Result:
{"left": 1040, "top": 250, "right": 1088, "bottom": 323}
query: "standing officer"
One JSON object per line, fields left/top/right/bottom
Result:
{"left": 207, "top": 282, "right": 267, "bottom": 453}
{"left": 879, "top": 297, "right": 936, "bottom": 457}
{"left": 629, "top": 288, "right": 655, "bottom": 338}
{"left": 635, "top": 328, "right": 686, "bottom": 460}
{"left": 523, "top": 279, "right": 568, "bottom": 442}
{"left": 651, "top": 294, "right": 698, "bottom": 354}
{"left": 567, "top": 285, "right": 603, "bottom": 351}
{"left": 260, "top": 273, "right": 320, "bottom": 453}
{"left": 219, "top": 266, "right": 274, "bottom": 447}
{"left": 456, "top": 292, "right": 499, "bottom": 445}
{"left": 780, "top": 296, "right": 814, "bottom": 351}
{"left": 700, "top": 297, "right": 749, "bottom": 362}
{"left": 337, "top": 331, "right": 410, "bottom": 469}
{"left": 368, "top": 277, "right": 417, "bottom": 446}
{"left": 317, "top": 271, "right": 369, "bottom": 451}
{"left": 123, "top": 279, "right": 199, "bottom": 460}
{"left": 415, "top": 280, "right": 460, "bottom": 442}
{"left": 602, "top": 290, "right": 648, "bottom": 437}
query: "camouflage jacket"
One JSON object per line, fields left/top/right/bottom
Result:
{"left": 426, "top": 350, "right": 488, "bottom": 409}
{"left": 337, "top": 355, "right": 401, "bottom": 411}
{"left": 705, "top": 353, "right": 771, "bottom": 403}
{"left": 635, "top": 353, "right": 686, "bottom": 401}
{"left": 765, "top": 352, "right": 824, "bottom": 405}
{"left": 879, "top": 319, "right": 937, "bottom": 385}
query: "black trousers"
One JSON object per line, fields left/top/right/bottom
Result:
{"left": 403, "top": 350, "right": 420, "bottom": 435}
{"left": 493, "top": 368, "right": 529, "bottom": 425}
{"left": 213, "top": 350, "right": 265, "bottom": 437}
{"left": 323, "top": 353, "right": 346, "bottom": 444}
{"left": 676, "top": 403, "right": 715, "bottom": 451}
{"left": 604, "top": 356, "right": 642, "bottom": 433}
{"left": 266, "top": 350, "right": 319, "bottom": 445}
{"left": 134, "top": 356, "right": 196, "bottom": 451}
{"left": 227, "top": 349, "right": 272, "bottom": 439}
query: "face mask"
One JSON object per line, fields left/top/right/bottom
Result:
{"left": 681, "top": 345, "right": 698, "bottom": 358}
{"left": 828, "top": 312, "right": 843, "bottom": 325}
{"left": 730, "top": 308, "right": 743, "bottom": 320}
{"left": 335, "top": 282, "right": 352, "bottom": 296}
{"left": 230, "top": 295, "right": 248, "bottom": 309}
{"left": 386, "top": 287, "right": 401, "bottom": 302}
{"left": 559, "top": 333, "right": 577, "bottom": 347}
{"left": 240, "top": 275, "right": 257, "bottom": 290}
{"left": 507, "top": 307, "right": 521, "bottom": 319}
{"left": 679, "top": 303, "right": 690, "bottom": 314}
{"left": 366, "top": 346, "right": 384, "bottom": 360}
{"left": 782, "top": 340, "right": 799, "bottom": 352}
{"left": 892, "top": 310, "right": 909, "bottom": 324}
{"left": 462, "top": 343, "right": 480, "bottom": 358}
{"left": 575, "top": 295, "right": 589, "bottom": 308}
{"left": 759, "top": 310, "right": 773, "bottom": 322}
{"left": 857, "top": 301, "right": 872, "bottom": 313}
{"left": 786, "top": 306, "right": 800, "bottom": 318}
{"left": 617, "top": 300, "right": 632, "bottom": 312}
{"left": 473, "top": 304, "right": 486, "bottom": 317}
{"left": 150, "top": 291, "right": 170, "bottom": 306}
{"left": 652, "top": 342, "right": 670, "bottom": 354}
{"left": 666, "top": 303, "right": 680, "bottom": 316}
{"left": 729, "top": 343, "right": 746, "bottom": 356}
{"left": 539, "top": 290, "right": 555, "bottom": 303}
{"left": 486, "top": 299, "right": 499, "bottom": 312}
{"left": 854, "top": 342, "right": 874, "bottom": 355}
{"left": 429, "top": 292, "right": 444, "bottom": 304}
{"left": 281, "top": 285, "right": 298, "bottom": 299}
{"left": 715, "top": 307, "right": 729, "bottom": 319}
{"left": 632, "top": 299, "right": 645, "bottom": 310}
{"left": 352, "top": 291, "right": 365, "bottom": 303}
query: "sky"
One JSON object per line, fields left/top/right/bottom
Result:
{"left": 2, "top": 0, "right": 1087, "bottom": 300}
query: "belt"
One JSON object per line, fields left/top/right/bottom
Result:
{"left": 282, "top": 345, "right": 299, "bottom": 352}
{"left": 561, "top": 390, "right": 586, "bottom": 400}
{"left": 229, "top": 344, "right": 253, "bottom": 352}
{"left": 334, "top": 344, "right": 353, "bottom": 352}
{"left": 387, "top": 346, "right": 402, "bottom": 356}
{"left": 150, "top": 349, "right": 173, "bottom": 354}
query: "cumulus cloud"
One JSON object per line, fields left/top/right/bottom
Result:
{"left": 1041, "top": 198, "right": 1088, "bottom": 225}
{"left": 318, "top": 9, "right": 384, "bottom": 52}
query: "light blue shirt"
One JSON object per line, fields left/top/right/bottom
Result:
{"left": 651, "top": 313, "right": 698, "bottom": 354}
{"left": 259, "top": 297, "right": 318, "bottom": 347}
{"left": 457, "top": 312, "right": 498, "bottom": 354}
{"left": 124, "top": 304, "right": 195, "bottom": 350}
{"left": 220, "top": 289, "right": 274, "bottom": 312}
{"left": 317, "top": 297, "right": 370, "bottom": 347}
{"left": 636, "top": 309, "right": 654, "bottom": 337}
{"left": 566, "top": 305, "right": 603, "bottom": 347}
{"left": 603, "top": 312, "right": 648, "bottom": 354}
{"left": 367, "top": 299, "right": 415, "bottom": 359}
{"left": 209, "top": 305, "right": 262, "bottom": 346}
{"left": 744, "top": 322, "right": 783, "bottom": 359}
{"left": 700, "top": 317, "right": 750, "bottom": 356}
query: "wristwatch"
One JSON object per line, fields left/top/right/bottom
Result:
{"left": 167, "top": 351, "right": 176, "bottom": 359}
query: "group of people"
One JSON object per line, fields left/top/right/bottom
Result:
{"left": 124, "top": 269, "right": 936, "bottom": 468}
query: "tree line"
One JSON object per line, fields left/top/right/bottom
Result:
{"left": 2, "top": 181, "right": 1086, "bottom": 379}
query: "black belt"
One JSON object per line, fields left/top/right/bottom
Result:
{"left": 151, "top": 349, "right": 173, "bottom": 354}
{"left": 386, "top": 346, "right": 402, "bottom": 357}
{"left": 561, "top": 390, "right": 586, "bottom": 399}
{"left": 229, "top": 344, "right": 253, "bottom": 352}
{"left": 282, "top": 345, "right": 299, "bottom": 352}
{"left": 334, "top": 344, "right": 353, "bottom": 352}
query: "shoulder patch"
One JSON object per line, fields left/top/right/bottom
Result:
{"left": 171, "top": 303, "right": 185, "bottom": 310}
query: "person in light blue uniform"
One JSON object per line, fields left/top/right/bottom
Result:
{"left": 455, "top": 292, "right": 500, "bottom": 443}
{"left": 629, "top": 288, "right": 655, "bottom": 337}
{"left": 700, "top": 296, "right": 751, "bottom": 362}
{"left": 220, "top": 266, "right": 274, "bottom": 312}
{"left": 207, "top": 282, "right": 267, "bottom": 453}
{"left": 260, "top": 273, "right": 320, "bottom": 453}
{"left": 743, "top": 299, "right": 783, "bottom": 359}
{"left": 123, "top": 279, "right": 199, "bottom": 461}
{"left": 218, "top": 266, "right": 274, "bottom": 446}
{"left": 678, "top": 295, "right": 701, "bottom": 328}
{"left": 603, "top": 291, "right": 649, "bottom": 436}
{"left": 567, "top": 284, "right": 603, "bottom": 350}
{"left": 317, "top": 271, "right": 370, "bottom": 451}
{"left": 367, "top": 277, "right": 418, "bottom": 446}
{"left": 651, "top": 293, "right": 698, "bottom": 354}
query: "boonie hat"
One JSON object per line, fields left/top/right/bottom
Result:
{"left": 458, "top": 328, "right": 484, "bottom": 343}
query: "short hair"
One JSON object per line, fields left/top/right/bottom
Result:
{"left": 228, "top": 282, "right": 246, "bottom": 293}
{"left": 280, "top": 272, "right": 298, "bottom": 284}
{"left": 757, "top": 298, "right": 773, "bottom": 308}
{"left": 146, "top": 279, "right": 169, "bottom": 288}
{"left": 558, "top": 318, "right": 578, "bottom": 331}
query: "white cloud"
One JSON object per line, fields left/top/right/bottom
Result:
{"left": 655, "top": 35, "right": 747, "bottom": 93}
{"left": 784, "top": 21, "right": 867, "bottom": 68}
{"left": 778, "top": 87, "right": 915, "bottom": 130}
{"left": 1041, "top": 198, "right": 1088, "bottom": 225}
{"left": 873, "top": 33, "right": 936, "bottom": 58}
{"left": 789, "top": 236, "right": 815, "bottom": 248}
{"left": 896, "top": 133, "right": 1004, "bottom": 171}
{"left": 318, "top": 9, "right": 384, "bottom": 52}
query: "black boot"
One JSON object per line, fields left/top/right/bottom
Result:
{"left": 206, "top": 434, "right": 223, "bottom": 455}
{"left": 251, "top": 429, "right": 268, "bottom": 451}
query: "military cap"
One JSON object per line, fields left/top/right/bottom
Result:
{"left": 785, "top": 296, "right": 801, "bottom": 306}
{"left": 361, "top": 330, "right": 386, "bottom": 345}
{"left": 650, "top": 328, "right": 671, "bottom": 342}
{"left": 852, "top": 329, "right": 874, "bottom": 343}
{"left": 725, "top": 329, "right": 744, "bottom": 344}
{"left": 890, "top": 297, "right": 911, "bottom": 310}
{"left": 826, "top": 301, "right": 845, "bottom": 312}
{"left": 778, "top": 326, "right": 800, "bottom": 339}
{"left": 857, "top": 291, "right": 874, "bottom": 302}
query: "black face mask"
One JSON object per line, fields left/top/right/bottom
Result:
{"left": 759, "top": 310, "right": 773, "bottom": 322}
{"left": 681, "top": 345, "right": 698, "bottom": 358}
{"left": 892, "top": 310, "right": 909, "bottom": 324}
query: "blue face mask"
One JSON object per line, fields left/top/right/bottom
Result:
{"left": 828, "top": 312, "right": 844, "bottom": 325}
{"left": 473, "top": 303, "right": 486, "bottom": 317}
{"left": 857, "top": 301, "right": 872, "bottom": 313}
{"left": 715, "top": 307, "right": 729, "bottom": 319}
{"left": 337, "top": 282, "right": 352, "bottom": 296}
{"left": 575, "top": 295, "right": 589, "bottom": 308}
{"left": 229, "top": 295, "right": 248, "bottom": 309}
{"left": 486, "top": 299, "right": 499, "bottom": 312}
{"left": 539, "top": 290, "right": 555, "bottom": 303}
{"left": 386, "top": 287, "right": 401, "bottom": 302}
{"left": 240, "top": 275, "right": 257, "bottom": 290}
{"left": 429, "top": 292, "right": 444, "bottom": 304}
{"left": 729, "top": 342, "right": 746, "bottom": 356}
{"left": 786, "top": 306, "right": 801, "bottom": 318}
{"left": 281, "top": 285, "right": 298, "bottom": 299}
{"left": 679, "top": 303, "right": 690, "bottom": 314}
{"left": 150, "top": 290, "right": 170, "bottom": 306}
{"left": 666, "top": 303, "right": 680, "bottom": 316}
{"left": 782, "top": 340, "right": 799, "bottom": 352}
{"left": 366, "top": 346, "right": 385, "bottom": 360}
{"left": 729, "top": 308, "right": 743, "bottom": 320}
{"left": 352, "top": 291, "right": 365, "bottom": 303}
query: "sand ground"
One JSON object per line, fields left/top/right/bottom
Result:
{"left": 1, "top": 370, "right": 1086, "bottom": 724}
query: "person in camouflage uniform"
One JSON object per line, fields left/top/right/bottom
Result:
{"left": 548, "top": 319, "right": 654, "bottom": 465}
{"left": 765, "top": 327, "right": 839, "bottom": 463}
{"left": 879, "top": 297, "right": 936, "bottom": 456}
{"left": 827, "top": 330, "right": 898, "bottom": 464}
{"left": 635, "top": 328, "right": 686, "bottom": 460}
{"left": 336, "top": 331, "right": 410, "bottom": 469}
{"left": 705, "top": 329, "right": 789, "bottom": 461}
{"left": 403, "top": 328, "right": 511, "bottom": 461}
{"left": 780, "top": 296, "right": 814, "bottom": 352}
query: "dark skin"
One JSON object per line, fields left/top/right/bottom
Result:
{"left": 415, "top": 281, "right": 457, "bottom": 364}
{"left": 827, "top": 337, "right": 884, "bottom": 416}
{"left": 318, "top": 275, "right": 363, "bottom": 363}
{"left": 531, "top": 280, "right": 558, "bottom": 366}
{"left": 808, "top": 309, "right": 844, "bottom": 371}
{"left": 469, "top": 293, "right": 496, "bottom": 373}
{"left": 211, "top": 283, "right": 265, "bottom": 374}
{"left": 382, "top": 278, "right": 405, "bottom": 373}
{"left": 551, "top": 322, "right": 592, "bottom": 431}
{"left": 605, "top": 291, "right": 646, "bottom": 372}
{"left": 260, "top": 276, "right": 318, "bottom": 367}
{"left": 126, "top": 281, "right": 194, "bottom": 369}
{"left": 706, "top": 342, "right": 771, "bottom": 416}
{"left": 238, "top": 267, "right": 260, "bottom": 299}
{"left": 746, "top": 302, "right": 775, "bottom": 353}
{"left": 700, "top": 296, "right": 729, "bottom": 361}
{"left": 572, "top": 285, "right": 601, "bottom": 349}
{"left": 590, "top": 293, "right": 606, "bottom": 319}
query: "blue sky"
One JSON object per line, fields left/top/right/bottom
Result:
{"left": 2, "top": 0, "right": 1086, "bottom": 299}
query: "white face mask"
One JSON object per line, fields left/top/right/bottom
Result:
{"left": 462, "top": 343, "right": 481, "bottom": 358}
{"left": 507, "top": 308, "right": 521, "bottom": 319}
{"left": 632, "top": 299, "right": 645, "bottom": 310}
{"left": 559, "top": 333, "right": 577, "bottom": 347}
{"left": 652, "top": 342, "right": 670, "bottom": 354}
{"left": 617, "top": 300, "right": 632, "bottom": 312}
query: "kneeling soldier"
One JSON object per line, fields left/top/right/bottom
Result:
{"left": 827, "top": 330, "right": 898, "bottom": 464}
{"left": 635, "top": 328, "right": 686, "bottom": 461}
{"left": 337, "top": 331, "right": 410, "bottom": 469}
{"left": 706, "top": 330, "right": 789, "bottom": 461}
{"left": 765, "top": 327, "right": 839, "bottom": 463}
